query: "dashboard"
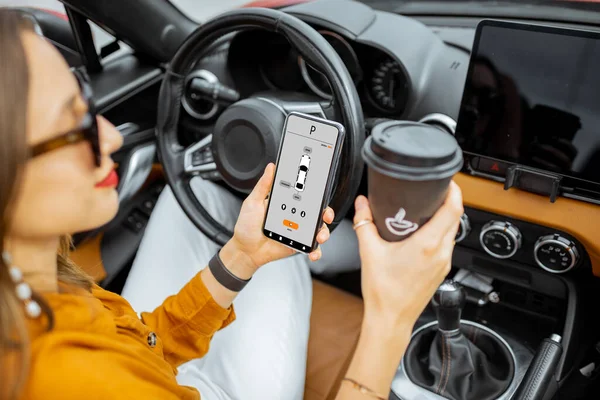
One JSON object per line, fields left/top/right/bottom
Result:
{"left": 227, "top": 28, "right": 410, "bottom": 117}
{"left": 176, "top": 0, "right": 600, "bottom": 280}
{"left": 181, "top": 0, "right": 469, "bottom": 133}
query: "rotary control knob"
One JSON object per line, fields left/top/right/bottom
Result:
{"left": 480, "top": 221, "right": 522, "bottom": 259}
{"left": 534, "top": 234, "right": 580, "bottom": 274}
{"left": 455, "top": 213, "right": 471, "bottom": 243}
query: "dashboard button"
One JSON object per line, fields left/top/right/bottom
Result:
{"left": 191, "top": 148, "right": 213, "bottom": 166}
{"left": 534, "top": 234, "right": 580, "bottom": 274}
{"left": 191, "top": 151, "right": 203, "bottom": 166}
{"left": 479, "top": 158, "right": 509, "bottom": 176}
{"left": 139, "top": 199, "right": 156, "bottom": 216}
{"left": 479, "top": 221, "right": 522, "bottom": 259}
{"left": 124, "top": 210, "right": 148, "bottom": 234}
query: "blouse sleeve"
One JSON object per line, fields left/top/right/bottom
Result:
{"left": 139, "top": 271, "right": 236, "bottom": 367}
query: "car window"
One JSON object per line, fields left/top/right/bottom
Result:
{"left": 0, "top": 0, "right": 130, "bottom": 61}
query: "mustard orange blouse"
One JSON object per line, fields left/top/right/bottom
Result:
{"left": 22, "top": 272, "right": 235, "bottom": 399}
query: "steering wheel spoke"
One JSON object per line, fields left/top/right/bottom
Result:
{"left": 183, "top": 134, "right": 221, "bottom": 181}
{"left": 281, "top": 100, "right": 329, "bottom": 119}
{"left": 256, "top": 95, "right": 333, "bottom": 120}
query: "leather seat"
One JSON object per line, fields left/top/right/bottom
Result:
{"left": 305, "top": 279, "right": 364, "bottom": 400}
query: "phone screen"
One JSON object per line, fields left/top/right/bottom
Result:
{"left": 263, "top": 113, "right": 343, "bottom": 252}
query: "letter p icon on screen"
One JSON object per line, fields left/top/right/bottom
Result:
{"left": 309, "top": 125, "right": 316, "bottom": 135}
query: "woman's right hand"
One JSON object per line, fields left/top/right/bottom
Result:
{"left": 353, "top": 182, "right": 464, "bottom": 332}
{"left": 335, "top": 183, "right": 463, "bottom": 400}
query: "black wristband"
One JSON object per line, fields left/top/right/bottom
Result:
{"left": 208, "top": 251, "right": 251, "bottom": 292}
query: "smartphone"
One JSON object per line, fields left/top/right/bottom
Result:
{"left": 262, "top": 112, "right": 345, "bottom": 254}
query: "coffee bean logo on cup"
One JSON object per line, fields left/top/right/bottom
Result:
{"left": 385, "top": 208, "right": 419, "bottom": 237}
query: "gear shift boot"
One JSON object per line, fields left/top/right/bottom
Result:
{"left": 404, "top": 324, "right": 515, "bottom": 400}
{"left": 403, "top": 280, "right": 516, "bottom": 400}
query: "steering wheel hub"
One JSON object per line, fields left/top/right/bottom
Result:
{"left": 213, "top": 98, "right": 285, "bottom": 192}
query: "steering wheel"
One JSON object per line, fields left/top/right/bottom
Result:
{"left": 156, "top": 8, "right": 365, "bottom": 246}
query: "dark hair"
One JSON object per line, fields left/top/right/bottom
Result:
{"left": 0, "top": 9, "right": 93, "bottom": 400}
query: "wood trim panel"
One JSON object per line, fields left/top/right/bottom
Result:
{"left": 455, "top": 173, "right": 600, "bottom": 276}
{"left": 143, "top": 164, "right": 164, "bottom": 188}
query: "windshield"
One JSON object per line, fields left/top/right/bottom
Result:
{"left": 169, "top": 0, "right": 251, "bottom": 23}
{"left": 169, "top": 0, "right": 600, "bottom": 24}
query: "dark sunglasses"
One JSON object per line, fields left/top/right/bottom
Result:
{"left": 30, "top": 69, "right": 101, "bottom": 167}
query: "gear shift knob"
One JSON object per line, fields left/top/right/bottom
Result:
{"left": 432, "top": 280, "right": 466, "bottom": 332}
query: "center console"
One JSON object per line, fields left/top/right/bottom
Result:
{"left": 390, "top": 205, "right": 584, "bottom": 400}
{"left": 392, "top": 281, "right": 533, "bottom": 400}
{"left": 390, "top": 19, "right": 600, "bottom": 400}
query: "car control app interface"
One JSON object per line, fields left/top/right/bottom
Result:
{"left": 264, "top": 114, "right": 340, "bottom": 251}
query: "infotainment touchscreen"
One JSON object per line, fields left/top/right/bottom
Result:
{"left": 455, "top": 20, "right": 600, "bottom": 185}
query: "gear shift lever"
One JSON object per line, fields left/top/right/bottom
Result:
{"left": 432, "top": 280, "right": 466, "bottom": 332}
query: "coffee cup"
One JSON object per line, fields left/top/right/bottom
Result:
{"left": 361, "top": 121, "right": 463, "bottom": 241}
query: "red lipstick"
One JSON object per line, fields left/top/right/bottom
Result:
{"left": 95, "top": 170, "right": 119, "bottom": 188}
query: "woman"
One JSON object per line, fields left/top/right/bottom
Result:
{"left": 0, "top": 9, "right": 463, "bottom": 400}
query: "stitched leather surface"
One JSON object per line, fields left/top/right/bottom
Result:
{"left": 405, "top": 325, "right": 514, "bottom": 400}
{"left": 513, "top": 338, "right": 562, "bottom": 400}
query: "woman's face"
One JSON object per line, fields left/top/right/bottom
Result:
{"left": 8, "top": 31, "right": 123, "bottom": 240}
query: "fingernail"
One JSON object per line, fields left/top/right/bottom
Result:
{"left": 355, "top": 195, "right": 367, "bottom": 210}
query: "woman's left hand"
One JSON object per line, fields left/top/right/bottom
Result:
{"left": 223, "top": 163, "right": 334, "bottom": 276}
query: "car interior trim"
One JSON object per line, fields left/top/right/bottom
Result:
{"left": 117, "top": 143, "right": 157, "bottom": 204}
{"left": 90, "top": 55, "right": 163, "bottom": 113}
{"left": 455, "top": 173, "right": 600, "bottom": 277}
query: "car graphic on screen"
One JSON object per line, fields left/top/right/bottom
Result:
{"left": 295, "top": 154, "right": 311, "bottom": 192}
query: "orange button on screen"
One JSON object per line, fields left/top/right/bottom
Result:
{"left": 283, "top": 219, "right": 299, "bottom": 230}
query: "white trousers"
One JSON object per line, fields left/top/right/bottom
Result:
{"left": 121, "top": 178, "right": 360, "bottom": 400}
